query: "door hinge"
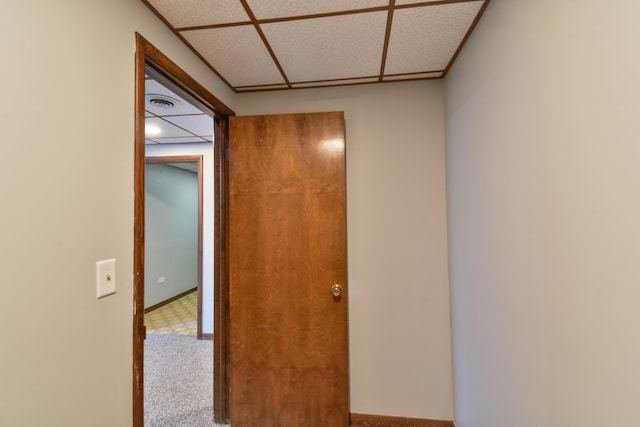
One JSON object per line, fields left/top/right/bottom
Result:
{"left": 225, "top": 148, "right": 230, "bottom": 161}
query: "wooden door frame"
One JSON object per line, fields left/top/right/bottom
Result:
{"left": 134, "top": 33, "right": 234, "bottom": 426}
{"left": 144, "top": 156, "right": 204, "bottom": 338}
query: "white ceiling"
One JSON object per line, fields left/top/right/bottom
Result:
{"left": 145, "top": 75, "right": 214, "bottom": 145}
{"left": 141, "top": 0, "right": 490, "bottom": 92}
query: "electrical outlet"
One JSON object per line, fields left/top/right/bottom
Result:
{"left": 96, "top": 259, "right": 116, "bottom": 299}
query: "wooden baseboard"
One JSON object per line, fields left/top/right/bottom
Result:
{"left": 144, "top": 287, "right": 197, "bottom": 313}
{"left": 350, "top": 413, "right": 454, "bottom": 427}
{"left": 200, "top": 333, "right": 214, "bottom": 341}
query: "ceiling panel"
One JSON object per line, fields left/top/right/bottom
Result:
{"left": 164, "top": 115, "right": 214, "bottom": 141}
{"left": 246, "top": 0, "right": 388, "bottom": 19}
{"left": 145, "top": 79, "right": 205, "bottom": 116}
{"left": 145, "top": 0, "right": 249, "bottom": 28}
{"left": 384, "top": 1, "right": 484, "bottom": 74}
{"left": 262, "top": 11, "right": 387, "bottom": 82}
{"left": 182, "top": 25, "right": 286, "bottom": 87}
{"left": 145, "top": 117, "right": 194, "bottom": 138}
{"left": 141, "top": 0, "right": 491, "bottom": 92}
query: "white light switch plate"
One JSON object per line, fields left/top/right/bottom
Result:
{"left": 96, "top": 259, "right": 116, "bottom": 299}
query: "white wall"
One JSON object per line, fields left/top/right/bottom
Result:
{"left": 237, "top": 81, "right": 453, "bottom": 420}
{"left": 146, "top": 143, "right": 215, "bottom": 334}
{"left": 445, "top": 1, "right": 640, "bottom": 426}
{"left": 0, "top": 1, "right": 233, "bottom": 425}
{"left": 145, "top": 163, "right": 198, "bottom": 308}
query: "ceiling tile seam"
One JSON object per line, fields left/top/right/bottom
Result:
{"left": 173, "top": 1, "right": 481, "bottom": 31}
{"left": 235, "top": 76, "right": 445, "bottom": 94}
{"left": 146, "top": 110, "right": 209, "bottom": 119}
{"left": 140, "top": 0, "right": 237, "bottom": 92}
{"left": 270, "top": 75, "right": 382, "bottom": 86}
{"left": 293, "top": 77, "right": 442, "bottom": 89}
{"left": 384, "top": 69, "right": 445, "bottom": 77}
{"left": 382, "top": 75, "right": 443, "bottom": 81}
{"left": 176, "top": 21, "right": 253, "bottom": 32}
{"left": 156, "top": 116, "right": 206, "bottom": 139}
{"left": 239, "top": 0, "right": 291, "bottom": 88}
{"left": 442, "top": 0, "right": 489, "bottom": 77}
{"left": 395, "top": 0, "right": 485, "bottom": 10}
{"left": 174, "top": 6, "right": 391, "bottom": 31}
{"left": 234, "top": 69, "right": 447, "bottom": 89}
{"left": 378, "top": 0, "right": 396, "bottom": 81}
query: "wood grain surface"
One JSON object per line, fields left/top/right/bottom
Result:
{"left": 229, "top": 112, "right": 348, "bottom": 427}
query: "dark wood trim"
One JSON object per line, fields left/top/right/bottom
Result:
{"left": 175, "top": 0, "right": 482, "bottom": 30}
{"left": 145, "top": 155, "right": 204, "bottom": 338}
{"left": 134, "top": 32, "right": 234, "bottom": 427}
{"left": 236, "top": 74, "right": 379, "bottom": 89}
{"left": 350, "top": 413, "right": 455, "bottom": 427}
{"left": 139, "top": 0, "right": 237, "bottom": 91}
{"left": 213, "top": 116, "right": 230, "bottom": 423}
{"left": 201, "top": 333, "right": 214, "bottom": 341}
{"left": 140, "top": 0, "right": 487, "bottom": 93}
{"left": 133, "top": 34, "right": 146, "bottom": 427}
{"left": 144, "top": 287, "right": 197, "bottom": 314}
{"left": 238, "top": 0, "right": 291, "bottom": 88}
{"left": 234, "top": 75, "right": 443, "bottom": 94}
{"left": 442, "top": 0, "right": 491, "bottom": 78}
{"left": 378, "top": 1, "right": 395, "bottom": 81}
{"left": 394, "top": 0, "right": 484, "bottom": 11}
{"left": 136, "top": 31, "right": 235, "bottom": 117}
{"left": 176, "top": 6, "right": 390, "bottom": 30}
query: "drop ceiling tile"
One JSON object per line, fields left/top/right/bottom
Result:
{"left": 385, "top": 2, "right": 483, "bottom": 74}
{"left": 145, "top": 117, "right": 193, "bottom": 138}
{"left": 145, "top": 0, "right": 249, "bottom": 28}
{"left": 262, "top": 12, "right": 387, "bottom": 83}
{"left": 145, "top": 79, "right": 205, "bottom": 116}
{"left": 182, "top": 26, "right": 286, "bottom": 87}
{"left": 246, "top": 0, "right": 388, "bottom": 19}
{"left": 163, "top": 114, "right": 214, "bottom": 138}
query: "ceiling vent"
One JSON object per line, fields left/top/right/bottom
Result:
{"left": 147, "top": 94, "right": 179, "bottom": 109}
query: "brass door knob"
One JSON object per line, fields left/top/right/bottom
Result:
{"left": 331, "top": 283, "right": 343, "bottom": 297}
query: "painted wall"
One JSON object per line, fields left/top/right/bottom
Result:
{"left": 146, "top": 143, "right": 215, "bottom": 334}
{"left": 445, "top": 1, "right": 640, "bottom": 426}
{"left": 0, "top": 1, "right": 234, "bottom": 425}
{"left": 236, "top": 81, "right": 453, "bottom": 420}
{"left": 145, "top": 163, "right": 198, "bottom": 308}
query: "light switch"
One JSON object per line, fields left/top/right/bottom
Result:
{"left": 96, "top": 258, "right": 116, "bottom": 299}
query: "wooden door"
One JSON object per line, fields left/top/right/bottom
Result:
{"left": 228, "top": 112, "right": 348, "bottom": 427}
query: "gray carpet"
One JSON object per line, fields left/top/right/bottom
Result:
{"left": 145, "top": 333, "right": 223, "bottom": 427}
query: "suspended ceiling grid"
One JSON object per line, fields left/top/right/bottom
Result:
{"left": 141, "top": 0, "right": 490, "bottom": 92}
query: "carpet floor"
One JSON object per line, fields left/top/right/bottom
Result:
{"left": 144, "top": 334, "right": 218, "bottom": 426}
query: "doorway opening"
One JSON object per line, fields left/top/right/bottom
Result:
{"left": 134, "top": 33, "right": 234, "bottom": 427}
{"left": 144, "top": 156, "right": 203, "bottom": 336}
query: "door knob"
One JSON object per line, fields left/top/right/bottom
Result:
{"left": 331, "top": 283, "right": 343, "bottom": 297}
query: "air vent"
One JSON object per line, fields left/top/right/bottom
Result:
{"left": 146, "top": 94, "right": 180, "bottom": 109}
